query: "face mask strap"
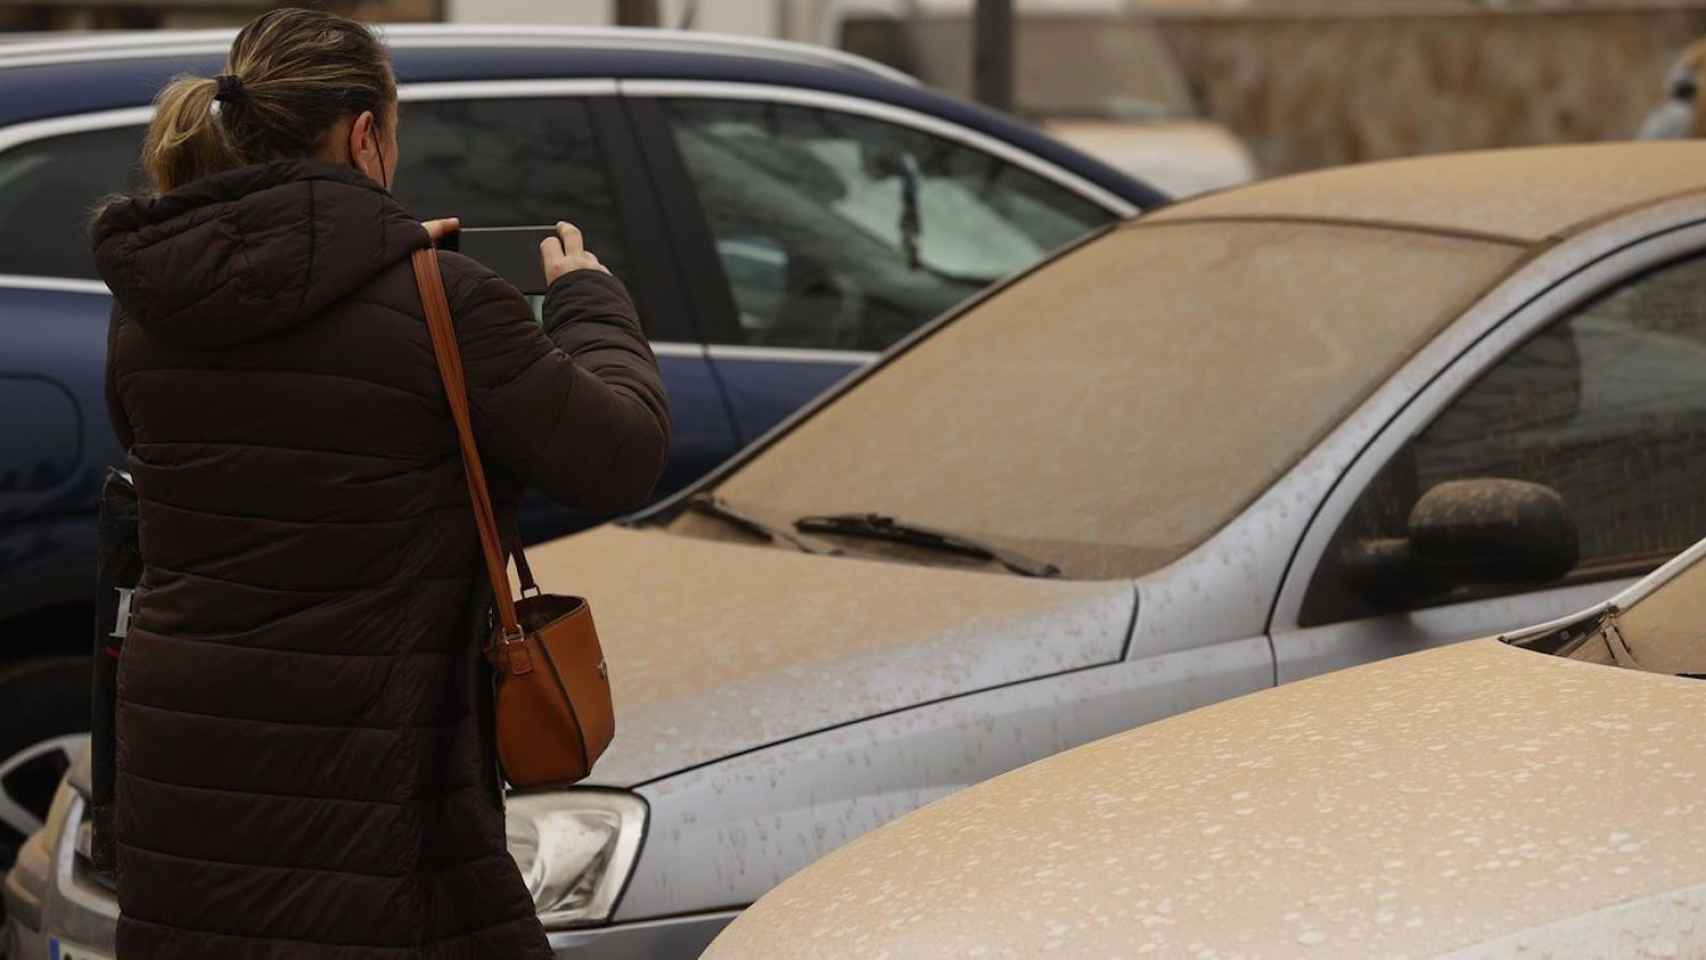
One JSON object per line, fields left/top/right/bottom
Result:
{"left": 348, "top": 114, "right": 390, "bottom": 189}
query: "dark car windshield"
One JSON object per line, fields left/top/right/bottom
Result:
{"left": 674, "top": 220, "right": 1524, "bottom": 579}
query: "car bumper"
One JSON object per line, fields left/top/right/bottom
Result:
{"left": 4, "top": 921, "right": 47, "bottom": 960}
{"left": 1, "top": 899, "right": 739, "bottom": 960}
{"left": 3, "top": 879, "right": 47, "bottom": 960}
{"left": 5, "top": 821, "right": 50, "bottom": 960}
{"left": 548, "top": 910, "right": 738, "bottom": 958}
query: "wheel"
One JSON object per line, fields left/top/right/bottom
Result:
{"left": 0, "top": 657, "right": 90, "bottom": 871}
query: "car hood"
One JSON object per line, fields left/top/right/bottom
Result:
{"left": 707, "top": 639, "right": 1706, "bottom": 958}
{"left": 533, "top": 526, "right": 1135, "bottom": 787}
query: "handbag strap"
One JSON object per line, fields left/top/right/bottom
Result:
{"left": 411, "top": 248, "right": 523, "bottom": 640}
{"left": 508, "top": 517, "right": 539, "bottom": 595}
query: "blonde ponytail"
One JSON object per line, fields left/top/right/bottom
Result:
{"left": 143, "top": 74, "right": 241, "bottom": 194}
{"left": 137, "top": 8, "right": 395, "bottom": 195}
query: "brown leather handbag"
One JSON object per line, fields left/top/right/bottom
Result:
{"left": 412, "top": 247, "right": 615, "bottom": 788}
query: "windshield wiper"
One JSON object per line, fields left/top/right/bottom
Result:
{"left": 683, "top": 494, "right": 841, "bottom": 556}
{"left": 793, "top": 512, "right": 1061, "bottom": 578}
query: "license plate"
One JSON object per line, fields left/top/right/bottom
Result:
{"left": 51, "top": 939, "right": 114, "bottom": 960}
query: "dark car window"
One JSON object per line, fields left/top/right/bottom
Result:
{"left": 660, "top": 98, "right": 1115, "bottom": 352}
{"left": 0, "top": 101, "right": 632, "bottom": 287}
{"left": 1303, "top": 253, "right": 1706, "bottom": 625}
{"left": 0, "top": 123, "right": 145, "bottom": 281}
{"left": 394, "top": 97, "right": 631, "bottom": 282}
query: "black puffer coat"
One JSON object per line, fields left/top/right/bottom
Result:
{"left": 93, "top": 160, "right": 669, "bottom": 960}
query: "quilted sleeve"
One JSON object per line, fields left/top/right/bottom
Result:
{"left": 440, "top": 252, "right": 670, "bottom": 514}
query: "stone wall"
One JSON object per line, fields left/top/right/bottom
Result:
{"left": 1155, "top": 10, "right": 1706, "bottom": 174}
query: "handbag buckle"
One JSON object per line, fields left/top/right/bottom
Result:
{"left": 498, "top": 626, "right": 533, "bottom": 676}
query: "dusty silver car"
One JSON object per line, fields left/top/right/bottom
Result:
{"left": 706, "top": 535, "right": 1706, "bottom": 958}
{"left": 10, "top": 141, "right": 1706, "bottom": 958}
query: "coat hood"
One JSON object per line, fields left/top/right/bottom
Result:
{"left": 531, "top": 526, "right": 1138, "bottom": 787}
{"left": 92, "top": 161, "right": 427, "bottom": 349}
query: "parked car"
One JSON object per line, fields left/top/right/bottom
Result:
{"left": 0, "top": 24, "right": 1159, "bottom": 887}
{"left": 13, "top": 139, "right": 1706, "bottom": 960}
{"left": 705, "top": 535, "right": 1706, "bottom": 958}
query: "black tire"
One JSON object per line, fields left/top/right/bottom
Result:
{"left": 0, "top": 656, "right": 91, "bottom": 869}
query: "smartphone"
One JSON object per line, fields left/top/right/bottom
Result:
{"left": 440, "top": 225, "right": 557, "bottom": 295}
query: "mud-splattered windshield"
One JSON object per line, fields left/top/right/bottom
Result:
{"left": 672, "top": 220, "right": 1523, "bottom": 579}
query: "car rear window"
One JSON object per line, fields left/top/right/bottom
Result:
{"left": 698, "top": 220, "right": 1525, "bottom": 579}
{"left": 394, "top": 97, "right": 631, "bottom": 282}
{"left": 0, "top": 122, "right": 144, "bottom": 281}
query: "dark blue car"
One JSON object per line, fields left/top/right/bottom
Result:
{"left": 0, "top": 25, "right": 1160, "bottom": 871}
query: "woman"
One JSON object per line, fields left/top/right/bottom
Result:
{"left": 92, "top": 9, "right": 669, "bottom": 959}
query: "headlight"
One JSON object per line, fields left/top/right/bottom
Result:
{"left": 505, "top": 790, "right": 647, "bottom": 929}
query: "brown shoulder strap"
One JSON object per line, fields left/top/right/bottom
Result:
{"left": 507, "top": 519, "right": 539, "bottom": 596}
{"left": 411, "top": 248, "right": 521, "bottom": 638}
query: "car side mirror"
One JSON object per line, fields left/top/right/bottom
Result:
{"left": 1343, "top": 478, "right": 1579, "bottom": 601}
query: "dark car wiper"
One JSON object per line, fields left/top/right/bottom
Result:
{"left": 794, "top": 512, "right": 1061, "bottom": 578}
{"left": 683, "top": 494, "right": 841, "bottom": 556}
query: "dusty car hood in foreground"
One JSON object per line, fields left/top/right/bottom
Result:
{"left": 528, "top": 526, "right": 1135, "bottom": 787}
{"left": 708, "top": 639, "right": 1706, "bottom": 958}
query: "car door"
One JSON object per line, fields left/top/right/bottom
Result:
{"left": 0, "top": 108, "right": 153, "bottom": 870}
{"left": 623, "top": 82, "right": 1124, "bottom": 442}
{"left": 1270, "top": 227, "right": 1706, "bottom": 683}
{"left": 0, "top": 112, "right": 149, "bottom": 617}
{"left": 392, "top": 82, "right": 738, "bottom": 537}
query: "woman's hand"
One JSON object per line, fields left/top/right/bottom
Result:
{"left": 423, "top": 218, "right": 461, "bottom": 245}
{"left": 541, "top": 221, "right": 610, "bottom": 285}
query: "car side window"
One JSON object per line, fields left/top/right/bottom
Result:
{"left": 0, "top": 123, "right": 145, "bottom": 281}
{"left": 1301, "top": 253, "right": 1706, "bottom": 625}
{"left": 659, "top": 98, "right": 1115, "bottom": 352}
{"left": 394, "top": 98, "right": 631, "bottom": 283}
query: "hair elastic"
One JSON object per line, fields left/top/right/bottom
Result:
{"left": 213, "top": 74, "right": 245, "bottom": 104}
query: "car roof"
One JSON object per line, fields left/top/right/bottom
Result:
{"left": 0, "top": 25, "right": 916, "bottom": 83}
{"left": 708, "top": 574, "right": 1706, "bottom": 957}
{"left": 1146, "top": 140, "right": 1706, "bottom": 243}
{"left": 0, "top": 25, "right": 1162, "bottom": 210}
